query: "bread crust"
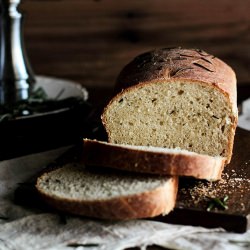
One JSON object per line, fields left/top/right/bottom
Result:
{"left": 83, "top": 139, "right": 225, "bottom": 180}
{"left": 102, "top": 48, "right": 238, "bottom": 163}
{"left": 36, "top": 168, "right": 178, "bottom": 220}
{"left": 114, "top": 48, "right": 237, "bottom": 112}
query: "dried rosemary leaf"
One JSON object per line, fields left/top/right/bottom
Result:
{"left": 193, "top": 62, "right": 214, "bottom": 72}
{"left": 229, "top": 240, "right": 250, "bottom": 247}
{"left": 206, "top": 195, "right": 229, "bottom": 211}
{"left": 67, "top": 243, "right": 100, "bottom": 248}
{"left": 0, "top": 214, "right": 9, "bottom": 220}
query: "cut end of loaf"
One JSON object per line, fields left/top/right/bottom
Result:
{"left": 102, "top": 80, "right": 236, "bottom": 162}
{"left": 36, "top": 164, "right": 178, "bottom": 220}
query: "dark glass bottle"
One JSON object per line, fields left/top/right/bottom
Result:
{"left": 0, "top": 0, "right": 35, "bottom": 105}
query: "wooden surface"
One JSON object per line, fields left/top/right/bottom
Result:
{"left": 20, "top": 0, "right": 250, "bottom": 89}
{"left": 158, "top": 128, "right": 250, "bottom": 233}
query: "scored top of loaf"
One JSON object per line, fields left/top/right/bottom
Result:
{"left": 114, "top": 47, "right": 237, "bottom": 113}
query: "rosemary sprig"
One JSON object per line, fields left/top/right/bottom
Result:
{"left": 67, "top": 243, "right": 100, "bottom": 248}
{"left": 0, "top": 86, "right": 91, "bottom": 122}
{"left": 0, "top": 214, "right": 9, "bottom": 220}
{"left": 206, "top": 195, "right": 229, "bottom": 212}
{"left": 228, "top": 240, "right": 250, "bottom": 247}
{"left": 29, "top": 87, "right": 48, "bottom": 101}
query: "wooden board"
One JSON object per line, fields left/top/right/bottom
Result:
{"left": 14, "top": 127, "right": 250, "bottom": 233}
{"left": 157, "top": 127, "right": 250, "bottom": 233}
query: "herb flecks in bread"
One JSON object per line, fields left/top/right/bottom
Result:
{"left": 36, "top": 164, "right": 178, "bottom": 219}
{"left": 102, "top": 48, "right": 237, "bottom": 163}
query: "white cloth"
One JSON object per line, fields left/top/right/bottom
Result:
{"left": 238, "top": 98, "right": 250, "bottom": 131}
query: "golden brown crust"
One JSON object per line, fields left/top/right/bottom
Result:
{"left": 36, "top": 170, "right": 178, "bottom": 220}
{"left": 102, "top": 48, "right": 238, "bottom": 163}
{"left": 114, "top": 47, "right": 237, "bottom": 112}
{"left": 83, "top": 139, "right": 225, "bottom": 180}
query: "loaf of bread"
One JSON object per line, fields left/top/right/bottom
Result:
{"left": 36, "top": 164, "right": 178, "bottom": 219}
{"left": 83, "top": 139, "right": 225, "bottom": 180}
{"left": 102, "top": 48, "right": 238, "bottom": 164}
{"left": 36, "top": 48, "right": 238, "bottom": 220}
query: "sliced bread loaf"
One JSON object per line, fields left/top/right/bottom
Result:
{"left": 102, "top": 48, "right": 238, "bottom": 163}
{"left": 83, "top": 139, "right": 225, "bottom": 180}
{"left": 36, "top": 164, "right": 178, "bottom": 219}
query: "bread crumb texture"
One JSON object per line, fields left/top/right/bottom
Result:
{"left": 104, "top": 81, "right": 234, "bottom": 158}
{"left": 37, "top": 164, "right": 169, "bottom": 201}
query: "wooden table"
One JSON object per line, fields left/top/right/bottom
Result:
{"left": 21, "top": 0, "right": 250, "bottom": 90}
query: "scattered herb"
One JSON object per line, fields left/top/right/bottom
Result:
{"left": 194, "top": 49, "right": 210, "bottom": 57}
{"left": 157, "top": 58, "right": 168, "bottom": 63}
{"left": 0, "top": 215, "right": 9, "bottom": 220}
{"left": 179, "top": 53, "right": 196, "bottom": 58}
{"left": 228, "top": 240, "right": 250, "bottom": 247}
{"left": 200, "top": 57, "right": 213, "bottom": 64}
{"left": 170, "top": 67, "right": 193, "bottom": 77}
{"left": 206, "top": 195, "right": 229, "bottom": 211}
{"left": 212, "top": 115, "right": 220, "bottom": 119}
{"left": 0, "top": 113, "right": 12, "bottom": 122}
{"left": 0, "top": 87, "right": 91, "bottom": 123}
{"left": 172, "top": 56, "right": 188, "bottom": 61}
{"left": 193, "top": 62, "right": 214, "bottom": 72}
{"left": 55, "top": 88, "right": 65, "bottom": 100}
{"left": 67, "top": 243, "right": 100, "bottom": 248}
{"left": 29, "top": 87, "right": 48, "bottom": 101}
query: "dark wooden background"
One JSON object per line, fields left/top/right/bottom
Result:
{"left": 21, "top": 0, "right": 250, "bottom": 90}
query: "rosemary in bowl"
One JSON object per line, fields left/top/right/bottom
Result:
{"left": 0, "top": 87, "right": 91, "bottom": 123}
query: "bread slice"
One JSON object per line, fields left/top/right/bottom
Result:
{"left": 83, "top": 139, "right": 225, "bottom": 180}
{"left": 36, "top": 164, "right": 178, "bottom": 220}
{"left": 102, "top": 48, "right": 238, "bottom": 164}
